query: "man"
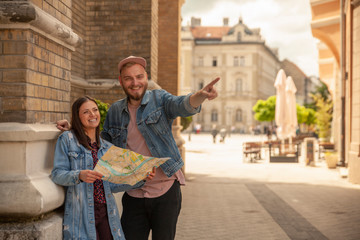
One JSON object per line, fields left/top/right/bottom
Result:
{"left": 58, "top": 56, "right": 219, "bottom": 240}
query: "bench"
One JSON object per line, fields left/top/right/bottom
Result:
{"left": 243, "top": 142, "right": 262, "bottom": 163}
{"left": 268, "top": 142, "right": 299, "bottom": 163}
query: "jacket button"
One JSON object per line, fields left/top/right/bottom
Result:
{"left": 123, "top": 140, "right": 126, "bottom": 143}
{"left": 125, "top": 124, "right": 128, "bottom": 128}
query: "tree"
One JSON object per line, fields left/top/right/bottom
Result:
{"left": 253, "top": 96, "right": 316, "bottom": 129}
{"left": 252, "top": 96, "right": 276, "bottom": 122}
{"left": 297, "top": 105, "right": 316, "bottom": 125}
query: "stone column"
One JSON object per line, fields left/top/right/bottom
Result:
{"left": 0, "top": 1, "right": 81, "bottom": 239}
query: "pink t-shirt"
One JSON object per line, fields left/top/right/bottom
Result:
{"left": 126, "top": 103, "right": 185, "bottom": 198}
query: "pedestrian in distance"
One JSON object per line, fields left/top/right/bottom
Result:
{"left": 219, "top": 128, "right": 227, "bottom": 143}
{"left": 56, "top": 56, "right": 220, "bottom": 240}
{"left": 211, "top": 125, "right": 219, "bottom": 143}
{"left": 52, "top": 96, "right": 155, "bottom": 240}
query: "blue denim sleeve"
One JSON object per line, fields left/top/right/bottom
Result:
{"left": 51, "top": 133, "right": 81, "bottom": 186}
{"left": 161, "top": 91, "right": 201, "bottom": 119}
{"left": 109, "top": 180, "right": 145, "bottom": 193}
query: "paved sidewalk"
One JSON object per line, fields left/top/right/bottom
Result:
{"left": 176, "top": 133, "right": 360, "bottom": 240}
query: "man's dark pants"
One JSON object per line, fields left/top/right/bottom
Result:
{"left": 121, "top": 181, "right": 182, "bottom": 240}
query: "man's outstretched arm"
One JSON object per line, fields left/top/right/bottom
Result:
{"left": 189, "top": 77, "right": 220, "bottom": 108}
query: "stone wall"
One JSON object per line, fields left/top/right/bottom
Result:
{"left": 347, "top": 1, "right": 360, "bottom": 184}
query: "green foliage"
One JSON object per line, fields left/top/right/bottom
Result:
{"left": 305, "top": 80, "right": 331, "bottom": 111}
{"left": 180, "top": 116, "right": 193, "bottom": 132}
{"left": 314, "top": 81, "right": 331, "bottom": 101}
{"left": 252, "top": 96, "right": 276, "bottom": 122}
{"left": 297, "top": 105, "right": 316, "bottom": 125}
{"left": 305, "top": 108, "right": 317, "bottom": 126}
{"left": 312, "top": 93, "right": 333, "bottom": 140}
{"left": 95, "top": 99, "right": 109, "bottom": 131}
{"left": 296, "top": 105, "right": 308, "bottom": 124}
{"left": 253, "top": 95, "right": 316, "bottom": 127}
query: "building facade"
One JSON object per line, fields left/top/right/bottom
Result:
{"left": 310, "top": 0, "right": 360, "bottom": 184}
{"left": 181, "top": 17, "right": 281, "bottom": 133}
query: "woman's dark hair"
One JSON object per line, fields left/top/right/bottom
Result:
{"left": 71, "top": 96, "right": 100, "bottom": 150}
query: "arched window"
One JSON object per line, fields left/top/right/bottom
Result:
{"left": 236, "top": 109, "right": 243, "bottom": 122}
{"left": 211, "top": 110, "right": 218, "bottom": 122}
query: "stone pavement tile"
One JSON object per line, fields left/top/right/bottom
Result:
{"left": 268, "top": 184, "right": 360, "bottom": 240}
{"left": 177, "top": 134, "right": 360, "bottom": 240}
{"left": 177, "top": 174, "right": 360, "bottom": 240}
{"left": 176, "top": 174, "right": 290, "bottom": 240}
{"left": 246, "top": 183, "right": 327, "bottom": 240}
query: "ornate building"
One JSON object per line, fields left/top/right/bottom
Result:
{"left": 181, "top": 17, "right": 281, "bottom": 133}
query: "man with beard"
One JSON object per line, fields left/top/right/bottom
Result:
{"left": 57, "top": 56, "right": 219, "bottom": 240}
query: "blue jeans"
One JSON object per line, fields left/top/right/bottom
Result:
{"left": 121, "top": 181, "right": 182, "bottom": 240}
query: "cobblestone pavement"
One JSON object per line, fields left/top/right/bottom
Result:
{"left": 175, "top": 133, "right": 360, "bottom": 240}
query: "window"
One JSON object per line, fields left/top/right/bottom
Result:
{"left": 240, "top": 56, "right": 245, "bottom": 66}
{"left": 235, "top": 79, "right": 243, "bottom": 94}
{"left": 212, "top": 57, "right": 217, "bottom": 67}
{"left": 234, "top": 56, "right": 239, "bottom": 66}
{"left": 237, "top": 32, "right": 242, "bottom": 41}
{"left": 199, "top": 57, "right": 203, "bottom": 66}
{"left": 211, "top": 110, "right": 218, "bottom": 122}
{"left": 236, "top": 109, "right": 242, "bottom": 122}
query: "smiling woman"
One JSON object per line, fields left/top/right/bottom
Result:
{"left": 51, "top": 95, "right": 147, "bottom": 240}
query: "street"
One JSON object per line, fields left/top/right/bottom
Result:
{"left": 176, "top": 133, "right": 360, "bottom": 240}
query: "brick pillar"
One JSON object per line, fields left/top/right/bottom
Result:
{"left": 0, "top": 1, "right": 81, "bottom": 239}
{"left": 158, "top": 0, "right": 181, "bottom": 95}
{"left": 158, "top": 0, "right": 186, "bottom": 173}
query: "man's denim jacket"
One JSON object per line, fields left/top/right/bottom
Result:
{"left": 101, "top": 89, "right": 201, "bottom": 177}
{"left": 51, "top": 131, "right": 144, "bottom": 240}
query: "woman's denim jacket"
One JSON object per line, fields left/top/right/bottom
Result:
{"left": 101, "top": 89, "right": 200, "bottom": 178}
{"left": 51, "top": 131, "right": 144, "bottom": 240}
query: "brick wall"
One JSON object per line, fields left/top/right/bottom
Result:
{"left": 31, "top": 0, "right": 72, "bottom": 27}
{"left": 84, "top": 0, "right": 153, "bottom": 80}
{"left": 72, "top": 0, "right": 86, "bottom": 79}
{"left": 0, "top": 29, "right": 71, "bottom": 123}
{"left": 71, "top": 85, "right": 126, "bottom": 106}
{"left": 158, "top": 0, "right": 181, "bottom": 95}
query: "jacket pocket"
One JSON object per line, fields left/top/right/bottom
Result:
{"left": 68, "top": 151, "right": 83, "bottom": 170}
{"left": 145, "top": 110, "right": 169, "bottom": 135}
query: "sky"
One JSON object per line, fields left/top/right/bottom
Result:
{"left": 181, "top": 0, "right": 319, "bottom": 77}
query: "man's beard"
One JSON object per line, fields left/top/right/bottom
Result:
{"left": 123, "top": 83, "right": 148, "bottom": 101}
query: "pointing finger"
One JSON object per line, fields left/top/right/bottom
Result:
{"left": 205, "top": 77, "right": 220, "bottom": 88}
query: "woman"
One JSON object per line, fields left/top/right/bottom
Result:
{"left": 51, "top": 96, "right": 153, "bottom": 240}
